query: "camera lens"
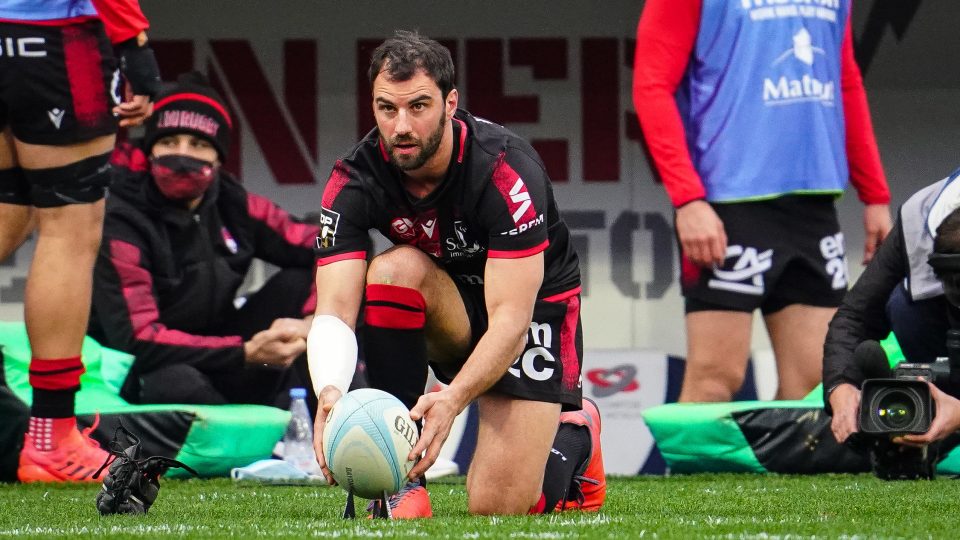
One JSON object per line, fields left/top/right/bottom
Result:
{"left": 875, "top": 391, "right": 918, "bottom": 430}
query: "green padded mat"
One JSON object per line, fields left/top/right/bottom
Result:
{"left": 0, "top": 322, "right": 290, "bottom": 478}
{"left": 643, "top": 334, "right": 960, "bottom": 475}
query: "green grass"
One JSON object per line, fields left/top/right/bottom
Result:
{"left": 1, "top": 474, "right": 959, "bottom": 538}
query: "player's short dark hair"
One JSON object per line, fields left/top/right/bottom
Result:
{"left": 368, "top": 30, "right": 455, "bottom": 99}
{"left": 936, "top": 207, "right": 960, "bottom": 255}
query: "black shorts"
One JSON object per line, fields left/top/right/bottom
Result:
{"left": 680, "top": 195, "right": 848, "bottom": 315}
{"left": 0, "top": 20, "right": 119, "bottom": 146}
{"left": 431, "top": 278, "right": 584, "bottom": 411}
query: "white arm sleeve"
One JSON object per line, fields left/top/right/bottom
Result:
{"left": 306, "top": 315, "right": 358, "bottom": 397}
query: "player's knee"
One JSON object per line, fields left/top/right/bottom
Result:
{"left": 23, "top": 151, "right": 111, "bottom": 210}
{"left": 467, "top": 486, "right": 539, "bottom": 516}
{"left": 466, "top": 466, "right": 542, "bottom": 515}
{"left": 681, "top": 361, "right": 744, "bottom": 399}
{"left": 367, "top": 244, "right": 432, "bottom": 288}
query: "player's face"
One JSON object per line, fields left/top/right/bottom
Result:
{"left": 373, "top": 70, "right": 455, "bottom": 172}
{"left": 151, "top": 134, "right": 219, "bottom": 165}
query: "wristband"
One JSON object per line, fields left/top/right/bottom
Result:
{"left": 116, "top": 39, "right": 161, "bottom": 98}
{"left": 306, "top": 315, "right": 358, "bottom": 397}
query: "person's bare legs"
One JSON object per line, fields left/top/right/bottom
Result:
{"left": 679, "top": 310, "right": 753, "bottom": 402}
{"left": 25, "top": 200, "right": 105, "bottom": 357}
{"left": 14, "top": 135, "right": 114, "bottom": 483}
{"left": 764, "top": 305, "right": 835, "bottom": 400}
{"left": 15, "top": 135, "right": 113, "bottom": 358}
{"left": 466, "top": 394, "right": 561, "bottom": 515}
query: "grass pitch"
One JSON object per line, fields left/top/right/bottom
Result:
{"left": 1, "top": 474, "right": 959, "bottom": 538}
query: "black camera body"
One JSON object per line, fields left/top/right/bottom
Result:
{"left": 857, "top": 359, "right": 947, "bottom": 435}
{"left": 855, "top": 334, "right": 960, "bottom": 436}
{"left": 851, "top": 333, "right": 960, "bottom": 480}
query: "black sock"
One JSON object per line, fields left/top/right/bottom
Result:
{"left": 541, "top": 423, "right": 591, "bottom": 512}
{"left": 362, "top": 284, "right": 428, "bottom": 411}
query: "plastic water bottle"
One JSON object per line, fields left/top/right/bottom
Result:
{"left": 283, "top": 387, "right": 322, "bottom": 475}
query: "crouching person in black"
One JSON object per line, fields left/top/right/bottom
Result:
{"left": 89, "top": 73, "right": 318, "bottom": 411}
{"left": 825, "top": 169, "right": 960, "bottom": 458}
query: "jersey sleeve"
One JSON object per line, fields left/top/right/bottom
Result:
{"left": 90, "top": 0, "right": 149, "bottom": 44}
{"left": 479, "top": 148, "right": 550, "bottom": 259}
{"left": 315, "top": 160, "right": 373, "bottom": 266}
{"left": 840, "top": 15, "right": 891, "bottom": 205}
{"left": 822, "top": 216, "right": 906, "bottom": 412}
{"left": 632, "top": 0, "right": 705, "bottom": 208}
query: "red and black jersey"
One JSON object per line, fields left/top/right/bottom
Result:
{"left": 317, "top": 109, "right": 580, "bottom": 299}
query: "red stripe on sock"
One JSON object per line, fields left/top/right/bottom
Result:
{"left": 366, "top": 284, "right": 426, "bottom": 310}
{"left": 365, "top": 304, "right": 426, "bottom": 329}
{"left": 365, "top": 284, "right": 426, "bottom": 329}
{"left": 28, "top": 357, "right": 85, "bottom": 390}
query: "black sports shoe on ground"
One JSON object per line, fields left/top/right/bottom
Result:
{"left": 94, "top": 425, "right": 197, "bottom": 515}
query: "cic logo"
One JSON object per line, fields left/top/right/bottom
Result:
{"left": 586, "top": 365, "right": 639, "bottom": 398}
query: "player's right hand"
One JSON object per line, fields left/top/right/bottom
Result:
{"left": 313, "top": 385, "right": 343, "bottom": 485}
{"left": 675, "top": 199, "right": 727, "bottom": 267}
{"left": 829, "top": 383, "right": 861, "bottom": 444}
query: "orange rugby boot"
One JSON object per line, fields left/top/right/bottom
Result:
{"left": 556, "top": 397, "right": 606, "bottom": 511}
{"left": 18, "top": 417, "right": 112, "bottom": 483}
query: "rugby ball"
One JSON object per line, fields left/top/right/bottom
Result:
{"left": 322, "top": 388, "right": 418, "bottom": 499}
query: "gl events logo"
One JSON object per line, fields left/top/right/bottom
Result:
{"left": 586, "top": 365, "right": 640, "bottom": 398}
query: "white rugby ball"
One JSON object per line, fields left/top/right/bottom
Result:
{"left": 322, "top": 388, "right": 418, "bottom": 499}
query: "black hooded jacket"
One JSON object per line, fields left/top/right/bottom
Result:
{"left": 89, "top": 144, "right": 318, "bottom": 389}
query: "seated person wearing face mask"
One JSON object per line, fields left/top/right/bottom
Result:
{"left": 825, "top": 170, "right": 960, "bottom": 448}
{"left": 88, "top": 72, "right": 319, "bottom": 411}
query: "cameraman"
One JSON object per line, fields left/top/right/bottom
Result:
{"left": 825, "top": 168, "right": 960, "bottom": 446}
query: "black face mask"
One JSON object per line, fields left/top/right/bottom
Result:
{"left": 150, "top": 154, "right": 217, "bottom": 201}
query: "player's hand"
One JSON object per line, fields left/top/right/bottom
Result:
{"left": 829, "top": 383, "right": 861, "bottom": 444}
{"left": 243, "top": 328, "right": 305, "bottom": 368}
{"left": 406, "top": 388, "right": 464, "bottom": 481}
{"left": 895, "top": 382, "right": 960, "bottom": 447}
{"left": 114, "top": 88, "right": 152, "bottom": 128}
{"left": 312, "top": 385, "right": 342, "bottom": 485}
{"left": 862, "top": 203, "right": 892, "bottom": 265}
{"left": 675, "top": 200, "right": 727, "bottom": 267}
{"left": 114, "top": 34, "right": 160, "bottom": 128}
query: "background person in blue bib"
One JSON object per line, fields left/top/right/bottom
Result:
{"left": 633, "top": 0, "right": 892, "bottom": 402}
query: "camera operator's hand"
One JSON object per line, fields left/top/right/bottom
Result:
{"left": 895, "top": 382, "right": 960, "bottom": 447}
{"left": 829, "top": 383, "right": 861, "bottom": 443}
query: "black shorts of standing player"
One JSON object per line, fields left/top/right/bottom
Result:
{"left": 430, "top": 279, "right": 584, "bottom": 411}
{"left": 681, "top": 194, "right": 848, "bottom": 314}
{"left": 0, "top": 20, "right": 119, "bottom": 207}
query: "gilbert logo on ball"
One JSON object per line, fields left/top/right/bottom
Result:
{"left": 322, "top": 388, "right": 418, "bottom": 499}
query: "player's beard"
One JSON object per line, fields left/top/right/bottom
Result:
{"left": 385, "top": 114, "right": 446, "bottom": 171}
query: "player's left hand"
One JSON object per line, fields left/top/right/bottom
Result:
{"left": 895, "top": 381, "right": 960, "bottom": 447}
{"left": 113, "top": 87, "right": 153, "bottom": 127}
{"left": 862, "top": 203, "right": 892, "bottom": 265}
{"left": 406, "top": 388, "right": 463, "bottom": 481}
